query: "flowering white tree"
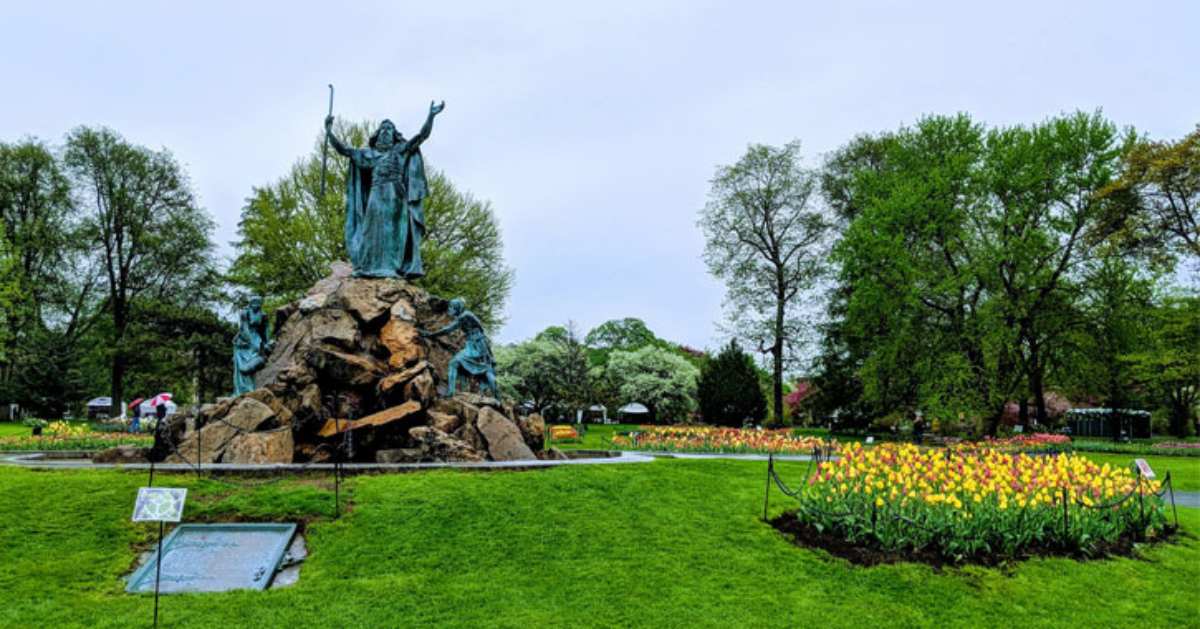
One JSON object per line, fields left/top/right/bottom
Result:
{"left": 604, "top": 346, "right": 699, "bottom": 423}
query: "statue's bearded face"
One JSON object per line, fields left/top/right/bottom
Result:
{"left": 376, "top": 122, "right": 396, "bottom": 149}
{"left": 249, "top": 297, "right": 263, "bottom": 310}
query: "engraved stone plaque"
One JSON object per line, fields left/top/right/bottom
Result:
{"left": 127, "top": 523, "right": 297, "bottom": 593}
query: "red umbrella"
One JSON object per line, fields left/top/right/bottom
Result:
{"left": 128, "top": 398, "right": 145, "bottom": 410}
{"left": 149, "top": 392, "right": 173, "bottom": 407}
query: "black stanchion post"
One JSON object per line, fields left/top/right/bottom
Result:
{"left": 153, "top": 520, "right": 164, "bottom": 628}
{"left": 763, "top": 454, "right": 773, "bottom": 521}
{"left": 197, "top": 421, "right": 202, "bottom": 479}
{"left": 1065, "top": 487, "right": 1075, "bottom": 540}
{"left": 1167, "top": 473, "right": 1178, "bottom": 530}
{"left": 333, "top": 415, "right": 342, "bottom": 520}
{"left": 1136, "top": 473, "right": 1146, "bottom": 540}
{"left": 148, "top": 460, "right": 155, "bottom": 488}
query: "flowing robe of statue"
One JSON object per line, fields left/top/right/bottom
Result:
{"left": 232, "top": 301, "right": 270, "bottom": 395}
{"left": 329, "top": 110, "right": 437, "bottom": 279}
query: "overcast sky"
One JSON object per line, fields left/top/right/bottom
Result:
{"left": 2, "top": 1, "right": 1197, "bottom": 351}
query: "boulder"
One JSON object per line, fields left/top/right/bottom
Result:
{"left": 476, "top": 406, "right": 537, "bottom": 461}
{"left": 380, "top": 318, "right": 424, "bottom": 369}
{"left": 405, "top": 371, "right": 436, "bottom": 404}
{"left": 167, "top": 397, "right": 275, "bottom": 464}
{"left": 428, "top": 410, "right": 462, "bottom": 434}
{"left": 376, "top": 448, "right": 423, "bottom": 463}
{"left": 335, "top": 277, "right": 406, "bottom": 323}
{"left": 409, "top": 426, "right": 485, "bottom": 462}
{"left": 518, "top": 413, "right": 546, "bottom": 450}
{"left": 317, "top": 400, "right": 423, "bottom": 437}
{"left": 93, "top": 445, "right": 148, "bottom": 464}
{"left": 224, "top": 430, "right": 294, "bottom": 464}
{"left": 457, "top": 392, "right": 503, "bottom": 409}
{"left": 307, "top": 348, "right": 386, "bottom": 387}
{"left": 377, "top": 361, "right": 430, "bottom": 397}
{"left": 433, "top": 396, "right": 479, "bottom": 425}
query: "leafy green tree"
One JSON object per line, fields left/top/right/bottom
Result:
{"left": 822, "top": 112, "right": 1133, "bottom": 431}
{"left": 0, "top": 139, "right": 77, "bottom": 389}
{"left": 496, "top": 323, "right": 591, "bottom": 415}
{"left": 0, "top": 231, "right": 18, "bottom": 363}
{"left": 229, "top": 120, "right": 513, "bottom": 328}
{"left": 1123, "top": 296, "right": 1200, "bottom": 437}
{"left": 585, "top": 318, "right": 657, "bottom": 352}
{"left": 700, "top": 141, "right": 832, "bottom": 424}
{"left": 64, "top": 126, "right": 218, "bottom": 416}
{"left": 696, "top": 339, "right": 766, "bottom": 426}
{"left": 602, "top": 345, "right": 699, "bottom": 423}
{"left": 1101, "top": 126, "right": 1199, "bottom": 264}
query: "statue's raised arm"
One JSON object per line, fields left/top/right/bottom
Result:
{"left": 407, "top": 101, "right": 444, "bottom": 150}
{"left": 324, "top": 116, "right": 353, "bottom": 157}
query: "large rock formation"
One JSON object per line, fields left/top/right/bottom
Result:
{"left": 158, "top": 263, "right": 542, "bottom": 465}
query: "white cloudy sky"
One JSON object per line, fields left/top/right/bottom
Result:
{"left": 2, "top": 1, "right": 1197, "bottom": 351}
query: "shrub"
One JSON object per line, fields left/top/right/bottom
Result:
{"left": 697, "top": 340, "right": 766, "bottom": 427}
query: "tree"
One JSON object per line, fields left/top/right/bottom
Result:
{"left": 0, "top": 231, "right": 18, "bottom": 363}
{"left": 821, "top": 112, "right": 1132, "bottom": 431}
{"left": 700, "top": 141, "right": 832, "bottom": 423}
{"left": 585, "top": 317, "right": 657, "bottom": 352}
{"left": 1102, "top": 126, "right": 1199, "bottom": 264}
{"left": 0, "top": 139, "right": 76, "bottom": 385}
{"left": 64, "top": 126, "right": 218, "bottom": 416}
{"left": 823, "top": 116, "right": 997, "bottom": 425}
{"left": 229, "top": 120, "right": 513, "bottom": 328}
{"left": 602, "top": 345, "right": 699, "bottom": 423}
{"left": 696, "top": 340, "right": 765, "bottom": 426}
{"left": 496, "top": 323, "right": 591, "bottom": 416}
{"left": 1124, "top": 297, "right": 1200, "bottom": 437}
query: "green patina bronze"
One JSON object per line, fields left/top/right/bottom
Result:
{"left": 325, "top": 101, "right": 444, "bottom": 279}
{"left": 421, "top": 298, "right": 498, "bottom": 398}
{"left": 232, "top": 296, "right": 272, "bottom": 395}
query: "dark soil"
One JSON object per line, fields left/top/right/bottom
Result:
{"left": 768, "top": 510, "right": 1177, "bottom": 568}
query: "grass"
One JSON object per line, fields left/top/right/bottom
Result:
{"left": 1, "top": 459, "right": 1198, "bottom": 628}
{"left": 1077, "top": 452, "right": 1200, "bottom": 492}
{"left": 548, "top": 422, "right": 640, "bottom": 450}
{"left": 0, "top": 422, "right": 29, "bottom": 437}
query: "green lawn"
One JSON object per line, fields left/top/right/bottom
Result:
{"left": 548, "top": 422, "right": 640, "bottom": 450}
{"left": 1078, "top": 452, "right": 1200, "bottom": 492}
{"left": 1, "top": 459, "right": 1198, "bottom": 628}
{"left": 0, "top": 422, "right": 29, "bottom": 437}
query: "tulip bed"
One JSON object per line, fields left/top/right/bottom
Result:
{"left": 0, "top": 421, "right": 153, "bottom": 452}
{"left": 979, "top": 433, "right": 1072, "bottom": 452}
{"left": 612, "top": 425, "right": 833, "bottom": 455}
{"left": 775, "top": 442, "right": 1171, "bottom": 564}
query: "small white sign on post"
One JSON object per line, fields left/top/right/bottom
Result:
{"left": 132, "top": 488, "right": 187, "bottom": 523}
{"left": 1134, "top": 458, "right": 1156, "bottom": 480}
{"left": 865, "top": 436, "right": 875, "bottom": 445}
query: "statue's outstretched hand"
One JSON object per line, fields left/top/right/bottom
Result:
{"left": 430, "top": 100, "right": 445, "bottom": 116}
{"left": 324, "top": 115, "right": 334, "bottom": 130}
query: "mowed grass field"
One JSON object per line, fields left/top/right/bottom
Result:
{"left": 1, "top": 457, "right": 1198, "bottom": 628}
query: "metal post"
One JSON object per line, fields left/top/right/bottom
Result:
{"left": 197, "top": 421, "right": 202, "bottom": 478}
{"left": 1167, "top": 473, "right": 1178, "bottom": 530}
{"left": 1061, "top": 487, "right": 1069, "bottom": 540}
{"left": 1136, "top": 473, "right": 1146, "bottom": 541}
{"left": 153, "top": 520, "right": 164, "bottom": 628}
{"left": 762, "top": 454, "right": 773, "bottom": 521}
{"left": 333, "top": 415, "right": 342, "bottom": 520}
{"left": 148, "top": 461, "right": 155, "bottom": 488}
